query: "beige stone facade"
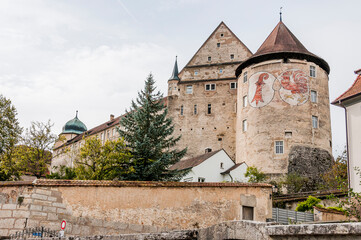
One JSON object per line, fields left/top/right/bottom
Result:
{"left": 236, "top": 60, "right": 332, "bottom": 174}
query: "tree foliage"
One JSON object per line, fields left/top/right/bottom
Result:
{"left": 74, "top": 137, "right": 133, "bottom": 180}
{"left": 0, "top": 95, "right": 22, "bottom": 180}
{"left": 320, "top": 149, "right": 348, "bottom": 190}
{"left": 296, "top": 196, "right": 323, "bottom": 212}
{"left": 245, "top": 166, "right": 267, "bottom": 183}
{"left": 118, "top": 73, "right": 187, "bottom": 181}
{"left": 283, "top": 172, "right": 310, "bottom": 194}
{"left": 12, "top": 121, "right": 57, "bottom": 178}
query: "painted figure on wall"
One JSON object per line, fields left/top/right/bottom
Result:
{"left": 248, "top": 72, "right": 276, "bottom": 108}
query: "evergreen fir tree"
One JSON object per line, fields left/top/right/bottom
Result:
{"left": 118, "top": 73, "right": 187, "bottom": 181}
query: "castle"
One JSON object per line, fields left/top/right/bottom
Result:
{"left": 52, "top": 20, "right": 332, "bottom": 176}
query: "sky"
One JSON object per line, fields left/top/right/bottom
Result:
{"left": 0, "top": 0, "right": 360, "bottom": 157}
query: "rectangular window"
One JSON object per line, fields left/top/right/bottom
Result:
{"left": 312, "top": 115, "right": 318, "bottom": 128}
{"left": 180, "top": 105, "right": 184, "bottom": 115}
{"left": 194, "top": 104, "right": 197, "bottom": 115}
{"left": 230, "top": 54, "right": 234, "bottom": 59}
{"left": 242, "top": 206, "right": 254, "bottom": 220}
{"left": 208, "top": 56, "right": 211, "bottom": 61}
{"left": 217, "top": 43, "right": 220, "bottom": 47}
{"left": 112, "top": 128, "right": 116, "bottom": 136}
{"left": 275, "top": 141, "right": 284, "bottom": 154}
{"left": 310, "top": 66, "right": 316, "bottom": 77}
{"left": 219, "top": 69, "right": 223, "bottom": 73}
{"left": 195, "top": 71, "right": 198, "bottom": 75}
{"left": 242, "top": 119, "right": 247, "bottom": 132}
{"left": 207, "top": 104, "right": 211, "bottom": 114}
{"left": 107, "top": 130, "right": 110, "bottom": 139}
{"left": 205, "top": 83, "right": 216, "bottom": 91}
{"left": 243, "top": 95, "right": 248, "bottom": 107}
{"left": 198, "top": 177, "right": 205, "bottom": 182}
{"left": 220, "top": 162, "right": 224, "bottom": 169}
{"left": 311, "top": 90, "right": 317, "bottom": 103}
{"left": 243, "top": 72, "right": 248, "bottom": 83}
{"left": 230, "top": 82, "right": 237, "bottom": 89}
{"left": 186, "top": 85, "right": 193, "bottom": 94}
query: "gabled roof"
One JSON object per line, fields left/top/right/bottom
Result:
{"left": 169, "top": 149, "right": 223, "bottom": 171}
{"left": 221, "top": 162, "right": 245, "bottom": 174}
{"left": 332, "top": 71, "right": 361, "bottom": 105}
{"left": 236, "top": 21, "right": 330, "bottom": 76}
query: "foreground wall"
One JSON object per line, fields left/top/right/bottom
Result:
{"left": 0, "top": 180, "right": 272, "bottom": 237}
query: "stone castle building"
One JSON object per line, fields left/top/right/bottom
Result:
{"left": 52, "top": 20, "right": 332, "bottom": 176}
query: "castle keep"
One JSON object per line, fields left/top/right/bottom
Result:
{"left": 53, "top": 20, "right": 332, "bottom": 176}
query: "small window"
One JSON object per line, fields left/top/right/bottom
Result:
{"left": 186, "top": 85, "right": 193, "bottom": 94}
{"left": 198, "top": 177, "right": 205, "bottom": 182}
{"left": 217, "top": 43, "right": 220, "bottom": 47}
{"left": 194, "top": 104, "right": 197, "bottom": 115}
{"left": 220, "top": 162, "right": 224, "bottom": 169}
{"left": 230, "top": 82, "right": 237, "bottom": 89}
{"left": 243, "top": 72, "right": 248, "bottom": 83}
{"left": 220, "top": 33, "right": 224, "bottom": 37}
{"left": 205, "top": 83, "right": 216, "bottom": 91}
{"left": 242, "top": 119, "right": 247, "bottom": 132}
{"left": 312, "top": 115, "right": 318, "bottom": 128}
{"left": 230, "top": 54, "right": 234, "bottom": 59}
{"left": 243, "top": 95, "right": 248, "bottom": 107}
{"left": 311, "top": 90, "right": 317, "bottom": 103}
{"left": 180, "top": 105, "right": 183, "bottom": 115}
{"left": 207, "top": 104, "right": 212, "bottom": 114}
{"left": 208, "top": 56, "right": 211, "bottom": 61}
{"left": 205, "top": 148, "right": 212, "bottom": 153}
{"left": 112, "top": 128, "right": 116, "bottom": 136}
{"left": 195, "top": 71, "right": 198, "bottom": 75}
{"left": 242, "top": 206, "right": 254, "bottom": 220}
{"left": 219, "top": 69, "right": 223, "bottom": 73}
{"left": 285, "top": 131, "right": 292, "bottom": 138}
{"left": 310, "top": 66, "right": 316, "bottom": 77}
{"left": 275, "top": 141, "right": 284, "bottom": 154}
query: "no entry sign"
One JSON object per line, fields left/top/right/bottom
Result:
{"left": 61, "top": 220, "right": 66, "bottom": 230}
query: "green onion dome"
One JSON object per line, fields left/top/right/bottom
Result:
{"left": 62, "top": 111, "right": 87, "bottom": 135}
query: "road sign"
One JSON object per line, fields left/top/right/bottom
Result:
{"left": 61, "top": 220, "right": 66, "bottom": 230}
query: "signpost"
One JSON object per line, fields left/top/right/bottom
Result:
{"left": 59, "top": 220, "right": 66, "bottom": 237}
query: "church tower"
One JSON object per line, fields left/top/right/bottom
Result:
{"left": 168, "top": 56, "right": 180, "bottom": 96}
{"left": 235, "top": 20, "right": 332, "bottom": 175}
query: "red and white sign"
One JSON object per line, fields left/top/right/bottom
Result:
{"left": 61, "top": 220, "right": 66, "bottom": 230}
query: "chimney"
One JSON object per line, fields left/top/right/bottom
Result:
{"left": 355, "top": 69, "right": 361, "bottom": 75}
{"left": 110, "top": 114, "right": 114, "bottom": 121}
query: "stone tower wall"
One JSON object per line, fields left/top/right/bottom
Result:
{"left": 236, "top": 59, "right": 332, "bottom": 174}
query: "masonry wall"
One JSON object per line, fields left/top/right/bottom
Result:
{"left": 0, "top": 180, "right": 272, "bottom": 237}
{"left": 236, "top": 59, "right": 332, "bottom": 174}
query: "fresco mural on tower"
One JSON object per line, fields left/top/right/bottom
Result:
{"left": 278, "top": 69, "right": 309, "bottom": 106}
{"left": 248, "top": 72, "right": 276, "bottom": 108}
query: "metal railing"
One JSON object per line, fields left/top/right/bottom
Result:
{"left": 9, "top": 227, "right": 57, "bottom": 239}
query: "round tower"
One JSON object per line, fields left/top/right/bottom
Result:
{"left": 235, "top": 21, "right": 332, "bottom": 176}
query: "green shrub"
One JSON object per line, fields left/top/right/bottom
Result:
{"left": 245, "top": 166, "right": 267, "bottom": 183}
{"left": 296, "top": 196, "right": 323, "bottom": 212}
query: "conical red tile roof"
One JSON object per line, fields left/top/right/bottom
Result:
{"left": 236, "top": 21, "right": 330, "bottom": 77}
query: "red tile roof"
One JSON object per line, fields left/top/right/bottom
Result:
{"left": 169, "top": 149, "right": 223, "bottom": 170}
{"left": 29, "top": 179, "right": 272, "bottom": 188}
{"left": 221, "top": 162, "right": 245, "bottom": 174}
{"left": 332, "top": 73, "right": 361, "bottom": 105}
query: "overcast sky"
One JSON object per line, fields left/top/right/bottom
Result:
{"left": 0, "top": 0, "right": 360, "bottom": 157}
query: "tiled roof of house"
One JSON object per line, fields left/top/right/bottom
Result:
{"left": 168, "top": 149, "right": 223, "bottom": 171}
{"left": 332, "top": 71, "right": 361, "bottom": 104}
{"left": 221, "top": 162, "right": 245, "bottom": 174}
{"left": 26, "top": 179, "right": 272, "bottom": 188}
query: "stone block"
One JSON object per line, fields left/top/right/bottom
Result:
{"left": 14, "top": 219, "right": 27, "bottom": 229}
{"left": 90, "top": 218, "right": 103, "bottom": 227}
{"left": 52, "top": 202, "right": 66, "bottom": 208}
{"left": 47, "top": 213, "right": 58, "bottom": 221}
{"left": 35, "top": 189, "right": 52, "bottom": 196}
{"left": 0, "top": 229, "right": 9, "bottom": 236}
{"left": 26, "top": 219, "right": 40, "bottom": 228}
{"left": 43, "top": 206, "right": 56, "bottom": 213}
{"left": 0, "top": 218, "right": 15, "bottom": 228}
{"left": 47, "top": 196, "right": 57, "bottom": 202}
{"left": 12, "top": 210, "right": 30, "bottom": 218}
{"left": 80, "top": 226, "right": 91, "bottom": 236}
{"left": 31, "top": 194, "right": 48, "bottom": 201}
{"left": 128, "top": 224, "right": 143, "bottom": 233}
{"left": 33, "top": 199, "right": 51, "bottom": 206}
{"left": 30, "top": 204, "right": 43, "bottom": 211}
{"left": 57, "top": 208, "right": 68, "bottom": 214}
{"left": 0, "top": 210, "right": 12, "bottom": 217}
{"left": 2, "top": 204, "right": 16, "bottom": 210}
{"left": 31, "top": 211, "right": 47, "bottom": 220}
{"left": 71, "top": 224, "right": 80, "bottom": 235}
{"left": 143, "top": 225, "right": 158, "bottom": 233}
